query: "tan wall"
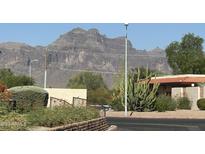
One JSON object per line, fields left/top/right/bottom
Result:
{"left": 202, "top": 87, "right": 205, "bottom": 98}
{"left": 171, "top": 87, "right": 183, "bottom": 99}
{"left": 50, "top": 97, "right": 72, "bottom": 108}
{"left": 172, "top": 87, "right": 200, "bottom": 110}
{"left": 44, "top": 88, "right": 87, "bottom": 107}
{"left": 185, "top": 87, "right": 200, "bottom": 110}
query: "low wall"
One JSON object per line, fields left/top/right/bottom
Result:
{"left": 50, "top": 97, "right": 71, "bottom": 108}
{"left": 31, "top": 117, "right": 110, "bottom": 131}
{"left": 172, "top": 86, "right": 201, "bottom": 110}
{"left": 44, "top": 88, "right": 87, "bottom": 107}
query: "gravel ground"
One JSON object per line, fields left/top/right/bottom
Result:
{"left": 106, "top": 110, "right": 205, "bottom": 119}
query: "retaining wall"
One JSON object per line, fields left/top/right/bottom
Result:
{"left": 31, "top": 117, "right": 110, "bottom": 131}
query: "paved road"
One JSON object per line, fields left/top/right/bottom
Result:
{"left": 107, "top": 117, "right": 205, "bottom": 131}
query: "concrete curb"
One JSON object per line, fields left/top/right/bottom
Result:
{"left": 106, "top": 111, "right": 205, "bottom": 120}
{"left": 107, "top": 114, "right": 205, "bottom": 120}
{"left": 107, "top": 125, "right": 118, "bottom": 131}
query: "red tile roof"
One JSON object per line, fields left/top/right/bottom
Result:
{"left": 150, "top": 75, "right": 205, "bottom": 84}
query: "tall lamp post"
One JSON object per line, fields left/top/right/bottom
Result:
{"left": 124, "top": 23, "right": 128, "bottom": 117}
{"left": 29, "top": 59, "right": 39, "bottom": 78}
{"left": 44, "top": 47, "right": 48, "bottom": 89}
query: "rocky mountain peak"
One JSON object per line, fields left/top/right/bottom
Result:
{"left": 70, "top": 27, "right": 87, "bottom": 34}
{"left": 50, "top": 28, "right": 107, "bottom": 51}
{"left": 0, "top": 42, "right": 30, "bottom": 48}
{"left": 88, "top": 28, "right": 100, "bottom": 34}
{"left": 152, "top": 47, "right": 164, "bottom": 52}
{"left": 0, "top": 42, "right": 34, "bottom": 51}
{"left": 0, "top": 27, "right": 171, "bottom": 88}
{"left": 150, "top": 47, "right": 165, "bottom": 55}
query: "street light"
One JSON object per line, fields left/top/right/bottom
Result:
{"left": 44, "top": 47, "right": 48, "bottom": 89}
{"left": 124, "top": 23, "right": 128, "bottom": 117}
{"left": 29, "top": 59, "right": 39, "bottom": 78}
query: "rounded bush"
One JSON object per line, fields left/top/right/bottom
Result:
{"left": 8, "top": 86, "right": 48, "bottom": 113}
{"left": 197, "top": 98, "right": 205, "bottom": 110}
{"left": 155, "top": 95, "right": 177, "bottom": 112}
{"left": 177, "top": 97, "right": 191, "bottom": 110}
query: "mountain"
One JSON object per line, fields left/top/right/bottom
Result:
{"left": 0, "top": 28, "right": 172, "bottom": 88}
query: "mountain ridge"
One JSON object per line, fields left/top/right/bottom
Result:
{"left": 0, "top": 28, "right": 171, "bottom": 88}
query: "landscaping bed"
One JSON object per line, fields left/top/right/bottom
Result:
{"left": 0, "top": 85, "right": 104, "bottom": 131}
{"left": 0, "top": 106, "right": 101, "bottom": 131}
{"left": 28, "top": 117, "right": 109, "bottom": 131}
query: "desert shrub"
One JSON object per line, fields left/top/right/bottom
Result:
{"left": 197, "top": 98, "right": 205, "bottom": 110}
{"left": 0, "top": 112, "right": 27, "bottom": 131}
{"left": 26, "top": 106, "right": 100, "bottom": 127}
{"left": 0, "top": 102, "right": 10, "bottom": 115}
{"left": 0, "top": 82, "right": 12, "bottom": 115}
{"left": 155, "top": 95, "right": 177, "bottom": 112}
{"left": 8, "top": 86, "right": 48, "bottom": 113}
{"left": 177, "top": 97, "right": 192, "bottom": 110}
{"left": 110, "top": 100, "right": 124, "bottom": 111}
{"left": 0, "top": 69, "right": 34, "bottom": 88}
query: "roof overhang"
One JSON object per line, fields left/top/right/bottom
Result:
{"left": 150, "top": 74, "right": 205, "bottom": 84}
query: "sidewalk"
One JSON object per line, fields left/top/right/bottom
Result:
{"left": 106, "top": 110, "right": 205, "bottom": 119}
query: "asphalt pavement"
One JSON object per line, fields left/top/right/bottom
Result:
{"left": 106, "top": 117, "right": 205, "bottom": 131}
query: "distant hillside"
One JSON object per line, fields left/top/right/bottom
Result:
{"left": 0, "top": 28, "right": 172, "bottom": 88}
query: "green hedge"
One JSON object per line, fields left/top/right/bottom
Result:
{"left": 177, "top": 97, "right": 191, "bottom": 110}
{"left": 0, "top": 101, "right": 10, "bottom": 115}
{"left": 27, "top": 106, "right": 100, "bottom": 127}
{"left": 197, "top": 98, "right": 205, "bottom": 110}
{"left": 8, "top": 86, "right": 48, "bottom": 113}
{"left": 155, "top": 95, "right": 177, "bottom": 112}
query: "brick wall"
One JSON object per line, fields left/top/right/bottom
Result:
{"left": 45, "top": 117, "right": 109, "bottom": 131}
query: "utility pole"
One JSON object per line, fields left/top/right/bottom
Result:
{"left": 124, "top": 23, "right": 128, "bottom": 117}
{"left": 29, "top": 61, "right": 32, "bottom": 78}
{"left": 44, "top": 48, "right": 47, "bottom": 89}
{"left": 29, "top": 59, "right": 38, "bottom": 80}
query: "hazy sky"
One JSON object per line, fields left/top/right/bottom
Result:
{"left": 0, "top": 23, "right": 205, "bottom": 50}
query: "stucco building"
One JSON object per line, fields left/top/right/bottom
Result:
{"left": 150, "top": 74, "right": 205, "bottom": 110}
{"left": 44, "top": 88, "right": 87, "bottom": 107}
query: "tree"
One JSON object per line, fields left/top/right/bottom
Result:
{"left": 0, "top": 69, "right": 35, "bottom": 88}
{"left": 0, "top": 81, "right": 12, "bottom": 115}
{"left": 67, "top": 72, "right": 107, "bottom": 90}
{"left": 67, "top": 72, "right": 112, "bottom": 105}
{"left": 88, "top": 87, "right": 112, "bottom": 105}
{"left": 166, "top": 33, "right": 205, "bottom": 74}
{"left": 0, "top": 81, "right": 11, "bottom": 102}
